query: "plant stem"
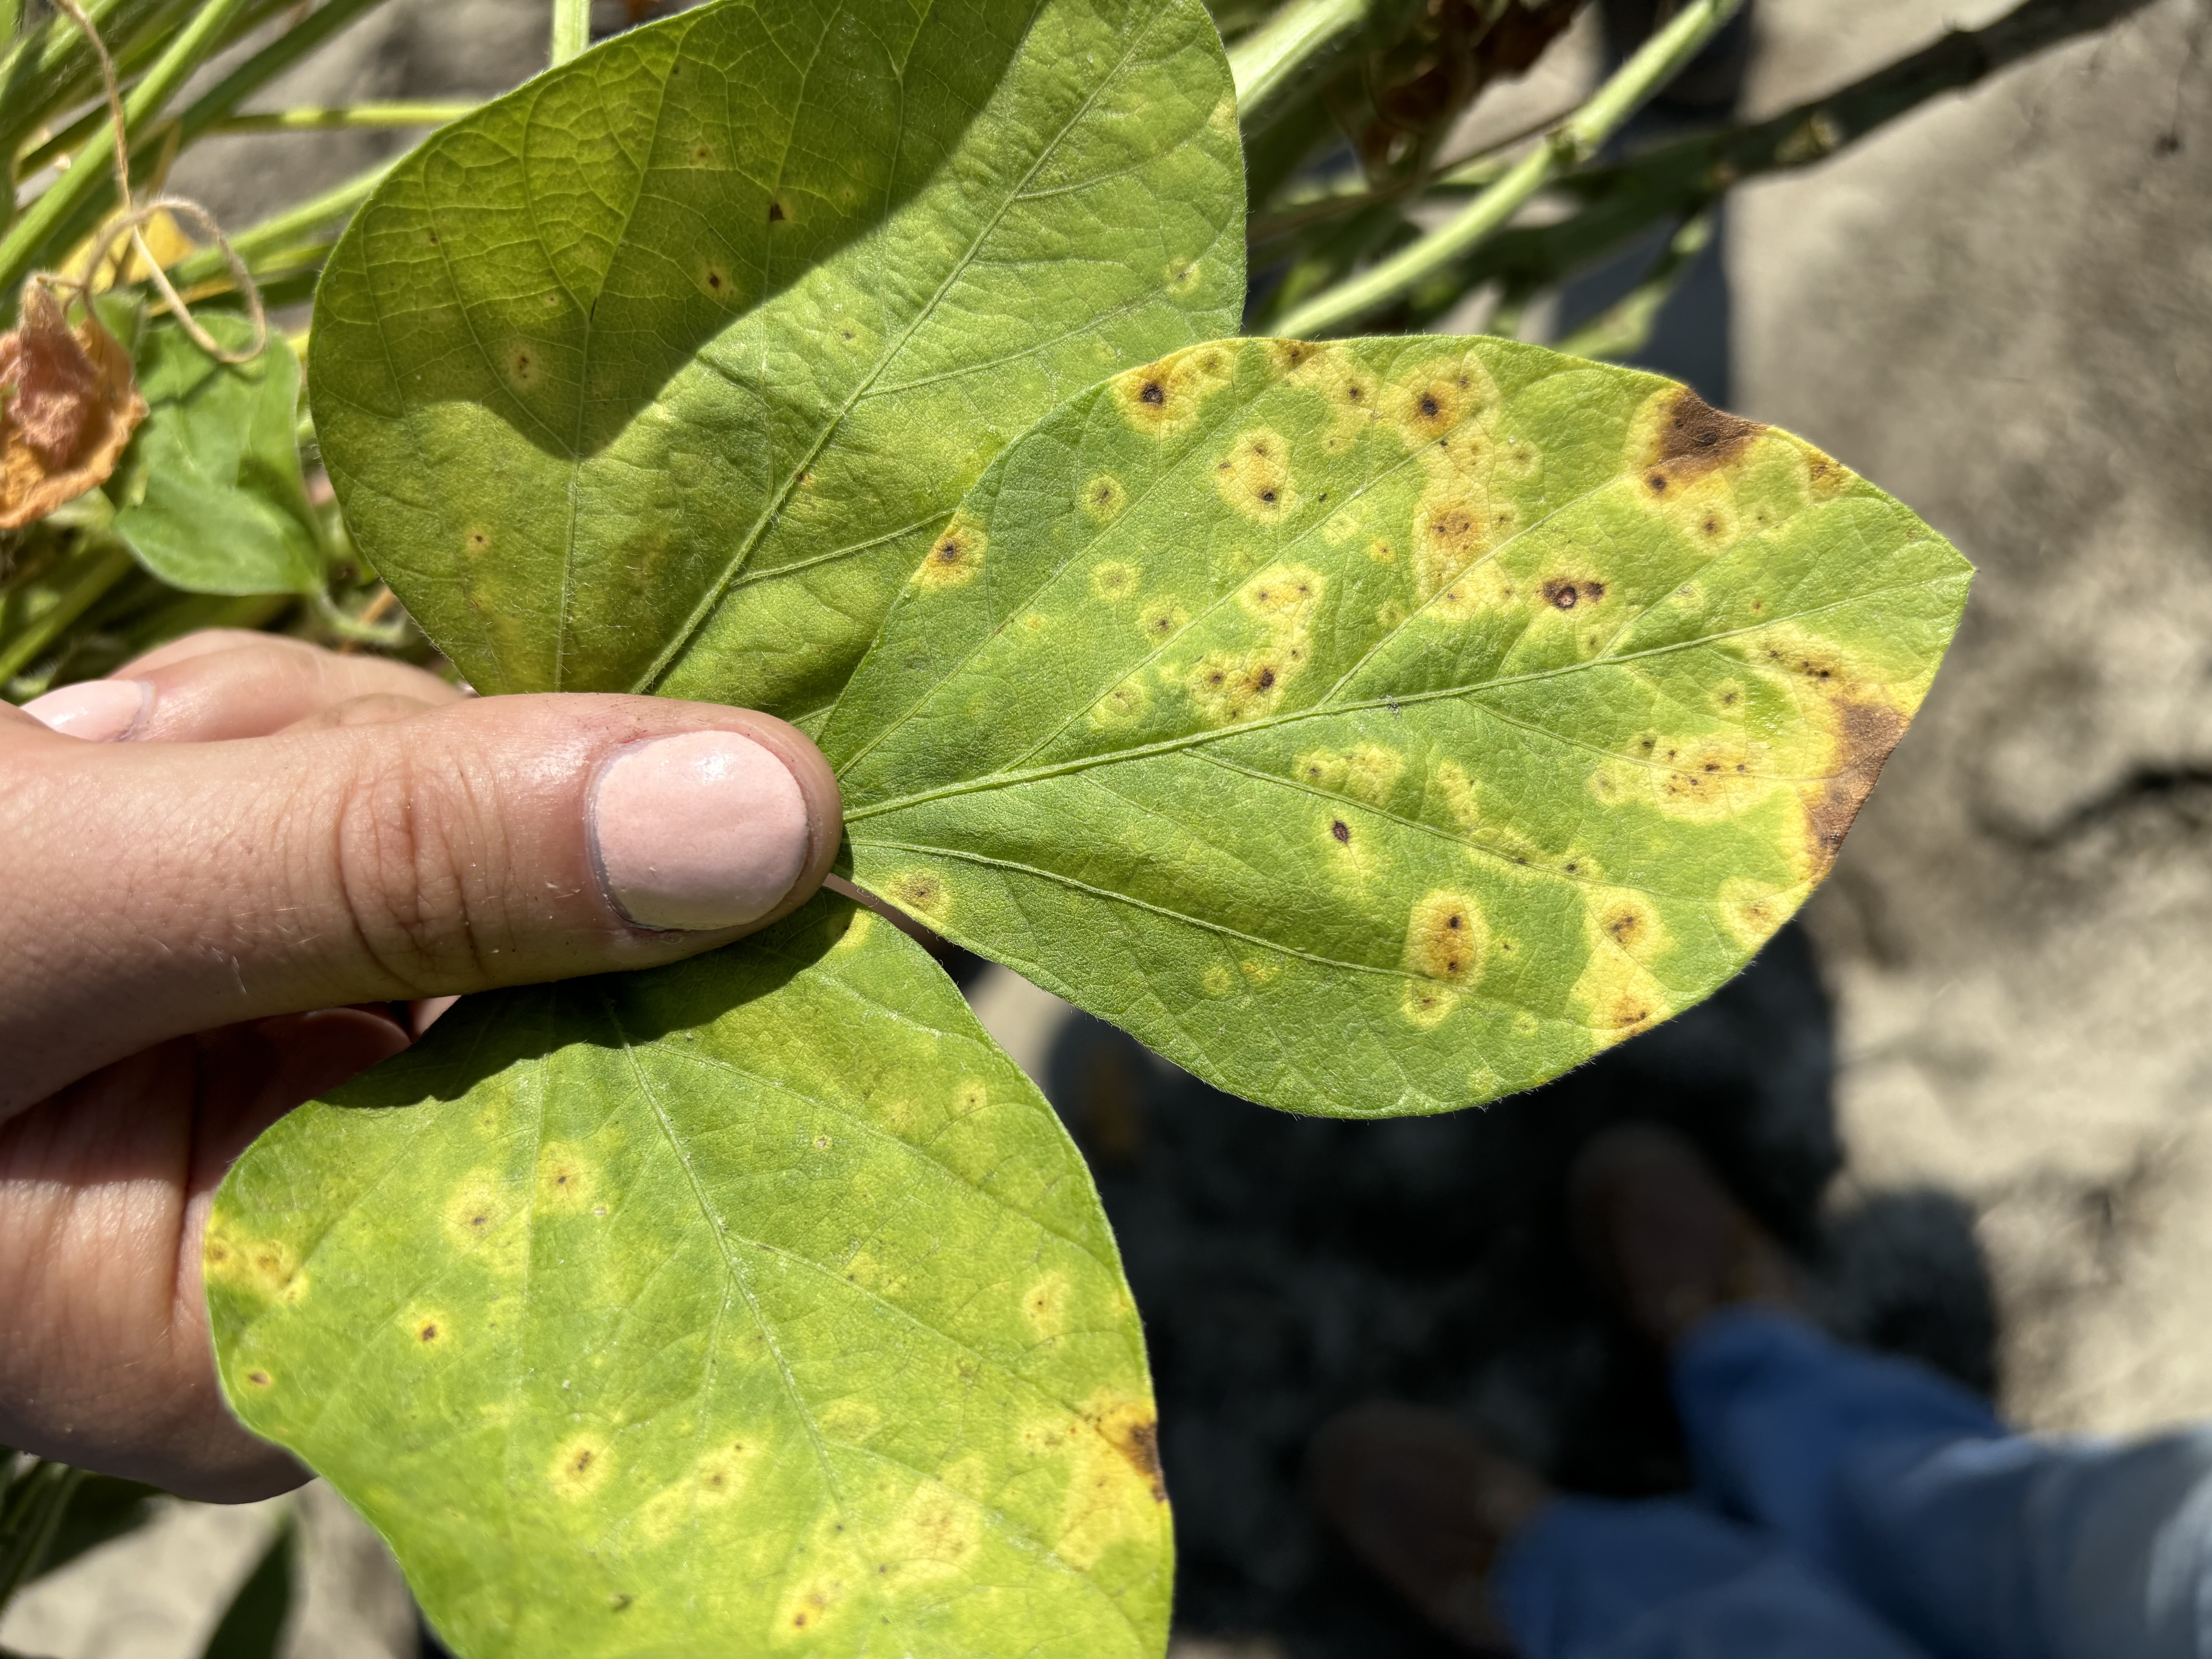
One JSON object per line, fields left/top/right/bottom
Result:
{"left": 1549, "top": 209, "right": 1712, "bottom": 361}
{"left": 0, "top": 0, "right": 257, "bottom": 296}
{"left": 170, "top": 0, "right": 403, "bottom": 145}
{"left": 1272, "top": 0, "right": 1745, "bottom": 337}
{"left": 548, "top": 0, "right": 590, "bottom": 66}
{"left": 1228, "top": 0, "right": 1367, "bottom": 125}
{"left": 165, "top": 155, "right": 397, "bottom": 287}
{"left": 0, "top": 542, "right": 136, "bottom": 689}
{"left": 209, "top": 100, "right": 476, "bottom": 132}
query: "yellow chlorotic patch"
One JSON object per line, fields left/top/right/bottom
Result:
{"left": 1710, "top": 677, "right": 1748, "bottom": 718}
{"left": 1295, "top": 742, "right": 1405, "bottom": 805}
{"left": 1023, "top": 1271, "right": 1072, "bottom": 1339}
{"left": 1051, "top": 1393, "right": 1168, "bottom": 1570}
{"left": 1323, "top": 508, "right": 1362, "bottom": 544}
{"left": 404, "top": 1309, "right": 453, "bottom": 1350}
{"left": 1589, "top": 732, "right": 1777, "bottom": 824}
{"left": 817, "top": 1396, "right": 881, "bottom": 1442}
{"left": 886, "top": 869, "right": 950, "bottom": 922}
{"left": 914, "top": 514, "right": 985, "bottom": 589}
{"left": 442, "top": 1168, "right": 518, "bottom": 1259}
{"left": 1110, "top": 343, "right": 1235, "bottom": 437}
{"left": 1136, "top": 598, "right": 1190, "bottom": 644}
{"left": 1385, "top": 349, "right": 1498, "bottom": 450}
{"left": 1209, "top": 93, "right": 1238, "bottom": 134}
{"left": 1082, "top": 474, "right": 1127, "bottom": 521}
{"left": 536, "top": 1142, "right": 597, "bottom": 1212}
{"left": 1717, "top": 877, "right": 1798, "bottom": 951}
{"left": 1238, "top": 958, "right": 1280, "bottom": 985}
{"left": 1090, "top": 675, "right": 1151, "bottom": 727}
{"left": 549, "top": 1433, "right": 615, "bottom": 1503}
{"left": 505, "top": 340, "right": 546, "bottom": 390}
{"left": 1400, "top": 890, "right": 1487, "bottom": 1025}
{"left": 1185, "top": 647, "right": 1300, "bottom": 724}
{"left": 1213, "top": 428, "right": 1298, "bottom": 523}
{"left": 1274, "top": 340, "right": 1382, "bottom": 452}
{"left": 1202, "top": 962, "right": 1236, "bottom": 996}
{"left": 1165, "top": 259, "right": 1203, "bottom": 295}
{"left": 1410, "top": 472, "right": 1518, "bottom": 604}
{"left": 1571, "top": 923, "right": 1673, "bottom": 1051}
{"left": 776, "top": 1567, "right": 848, "bottom": 1640}
{"left": 1377, "top": 599, "right": 1409, "bottom": 629}
{"left": 696, "top": 257, "right": 737, "bottom": 301}
{"left": 828, "top": 906, "right": 874, "bottom": 952}
{"left": 881, "top": 1480, "right": 986, "bottom": 1587}
{"left": 1091, "top": 559, "right": 1140, "bottom": 600}
{"left": 1589, "top": 886, "right": 1667, "bottom": 964}
{"left": 205, "top": 1230, "right": 310, "bottom": 1305}
{"left": 1238, "top": 563, "right": 1322, "bottom": 628}
{"left": 1367, "top": 537, "right": 1396, "bottom": 565}
{"left": 1499, "top": 433, "right": 1542, "bottom": 483}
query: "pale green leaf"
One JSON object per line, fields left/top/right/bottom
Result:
{"left": 110, "top": 316, "right": 323, "bottom": 596}
{"left": 310, "top": 0, "right": 1244, "bottom": 725}
{"left": 208, "top": 895, "right": 1168, "bottom": 1659}
{"left": 823, "top": 336, "right": 1972, "bottom": 1116}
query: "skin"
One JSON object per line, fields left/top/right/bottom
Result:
{"left": 0, "top": 631, "right": 843, "bottom": 1501}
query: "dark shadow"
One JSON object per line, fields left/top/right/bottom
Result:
{"left": 1036, "top": 920, "right": 1995, "bottom": 1658}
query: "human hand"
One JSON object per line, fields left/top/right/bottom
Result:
{"left": 0, "top": 630, "right": 841, "bottom": 1501}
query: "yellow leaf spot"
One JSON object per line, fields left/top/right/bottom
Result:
{"left": 1401, "top": 890, "right": 1486, "bottom": 1024}
{"left": 1082, "top": 474, "right": 1127, "bottom": 521}
{"left": 1366, "top": 537, "right": 1396, "bottom": 565}
{"left": 1090, "top": 675, "right": 1150, "bottom": 727}
{"left": 403, "top": 1309, "right": 452, "bottom": 1350}
{"left": 886, "top": 869, "right": 950, "bottom": 922}
{"left": 1322, "top": 508, "right": 1362, "bottom": 544}
{"left": 1202, "top": 962, "right": 1235, "bottom": 996}
{"left": 548, "top": 1433, "right": 615, "bottom": 1503}
{"left": 1238, "top": 958, "right": 1280, "bottom": 985}
{"left": 536, "top": 1141, "right": 597, "bottom": 1212}
{"left": 1385, "top": 349, "right": 1498, "bottom": 450}
{"left": 1136, "top": 598, "right": 1190, "bottom": 643}
{"left": 1050, "top": 1393, "right": 1168, "bottom": 1569}
{"left": 1091, "top": 559, "right": 1139, "bottom": 599}
{"left": 1213, "top": 427, "right": 1298, "bottom": 523}
{"left": 1110, "top": 343, "right": 1235, "bottom": 437}
{"left": 1717, "top": 876, "right": 1798, "bottom": 951}
{"left": 1023, "top": 1271, "right": 1072, "bottom": 1338}
{"left": 914, "top": 514, "right": 984, "bottom": 589}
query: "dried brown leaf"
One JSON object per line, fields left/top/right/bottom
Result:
{"left": 0, "top": 285, "right": 148, "bottom": 530}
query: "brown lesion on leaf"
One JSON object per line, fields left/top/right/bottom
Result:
{"left": 1213, "top": 427, "right": 1298, "bottom": 523}
{"left": 1802, "top": 699, "right": 1906, "bottom": 874}
{"left": 0, "top": 283, "right": 148, "bottom": 530}
{"left": 1110, "top": 343, "right": 1235, "bottom": 437}
{"left": 913, "top": 514, "right": 984, "bottom": 590}
{"left": 766, "top": 200, "right": 787, "bottom": 222}
{"left": 1084, "top": 1398, "right": 1167, "bottom": 1504}
{"left": 1638, "top": 385, "right": 1762, "bottom": 481}
{"left": 1540, "top": 576, "right": 1606, "bottom": 611}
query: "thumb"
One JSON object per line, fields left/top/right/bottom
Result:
{"left": 1, "top": 693, "right": 842, "bottom": 1114}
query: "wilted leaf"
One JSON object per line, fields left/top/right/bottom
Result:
{"left": 209, "top": 896, "right": 1167, "bottom": 1659}
{"left": 312, "top": 0, "right": 1244, "bottom": 727}
{"left": 823, "top": 336, "right": 1971, "bottom": 1116}
{"left": 0, "top": 284, "right": 146, "bottom": 531}
{"left": 110, "top": 315, "right": 323, "bottom": 595}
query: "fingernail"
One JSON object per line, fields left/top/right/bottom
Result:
{"left": 22, "top": 678, "right": 151, "bottom": 742}
{"left": 589, "top": 731, "right": 812, "bottom": 931}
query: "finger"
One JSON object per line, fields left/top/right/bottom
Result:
{"left": 0, "top": 1009, "right": 407, "bottom": 1500}
{"left": 19, "top": 631, "right": 463, "bottom": 744}
{"left": 2, "top": 694, "right": 842, "bottom": 1113}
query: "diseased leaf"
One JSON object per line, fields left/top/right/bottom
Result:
{"left": 823, "top": 336, "right": 1972, "bottom": 1116}
{"left": 208, "top": 895, "right": 1168, "bottom": 1659}
{"left": 0, "top": 283, "right": 146, "bottom": 531}
{"left": 110, "top": 316, "right": 323, "bottom": 595}
{"left": 311, "top": 0, "right": 1243, "bottom": 726}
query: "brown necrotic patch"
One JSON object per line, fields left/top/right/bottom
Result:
{"left": 1641, "top": 385, "right": 1763, "bottom": 478}
{"left": 1331, "top": 818, "right": 1351, "bottom": 844}
{"left": 767, "top": 200, "right": 787, "bottom": 222}
{"left": 1541, "top": 577, "right": 1606, "bottom": 611}
{"left": 1802, "top": 700, "right": 1906, "bottom": 872}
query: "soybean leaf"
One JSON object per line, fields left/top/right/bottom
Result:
{"left": 310, "top": 0, "right": 1244, "bottom": 727}
{"left": 110, "top": 316, "right": 323, "bottom": 595}
{"left": 823, "top": 337, "right": 1971, "bottom": 1116}
{"left": 208, "top": 895, "right": 1169, "bottom": 1659}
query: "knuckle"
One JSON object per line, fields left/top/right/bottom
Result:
{"left": 326, "top": 740, "right": 510, "bottom": 994}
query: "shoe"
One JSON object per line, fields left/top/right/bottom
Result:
{"left": 1308, "top": 1402, "right": 1548, "bottom": 1652}
{"left": 1568, "top": 1123, "right": 1798, "bottom": 1345}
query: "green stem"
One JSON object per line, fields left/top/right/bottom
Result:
{"left": 0, "top": 0, "right": 258, "bottom": 296}
{"left": 1549, "top": 209, "right": 1712, "bottom": 361}
{"left": 1273, "top": 0, "right": 1745, "bottom": 337}
{"left": 165, "top": 155, "right": 397, "bottom": 287}
{"left": 549, "top": 0, "right": 589, "bottom": 66}
{"left": 1228, "top": 0, "right": 1368, "bottom": 125}
{"left": 169, "top": 0, "right": 403, "bottom": 144}
{"left": 0, "top": 543, "right": 136, "bottom": 689}
{"left": 208, "top": 100, "right": 476, "bottom": 132}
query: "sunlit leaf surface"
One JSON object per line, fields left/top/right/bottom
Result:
{"left": 311, "top": 0, "right": 1243, "bottom": 725}
{"left": 112, "top": 316, "right": 323, "bottom": 595}
{"left": 210, "top": 896, "right": 1167, "bottom": 1658}
{"left": 824, "top": 336, "right": 1971, "bottom": 1115}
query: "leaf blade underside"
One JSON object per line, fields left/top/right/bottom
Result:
{"left": 309, "top": 0, "right": 1244, "bottom": 726}
{"left": 208, "top": 896, "right": 1168, "bottom": 1658}
{"left": 823, "top": 336, "right": 1972, "bottom": 1116}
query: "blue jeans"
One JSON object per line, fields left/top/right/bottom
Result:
{"left": 1494, "top": 1309, "right": 2212, "bottom": 1659}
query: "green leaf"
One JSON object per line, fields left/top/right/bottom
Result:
{"left": 208, "top": 895, "right": 1168, "bottom": 1658}
{"left": 310, "top": 0, "right": 1244, "bottom": 726}
{"left": 110, "top": 316, "right": 323, "bottom": 596}
{"left": 823, "top": 336, "right": 1971, "bottom": 1116}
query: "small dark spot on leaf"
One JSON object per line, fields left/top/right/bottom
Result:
{"left": 1419, "top": 394, "right": 1440, "bottom": 419}
{"left": 1140, "top": 380, "right": 1165, "bottom": 405}
{"left": 1256, "top": 667, "right": 1275, "bottom": 689}
{"left": 1331, "top": 819, "right": 1350, "bottom": 843}
{"left": 1542, "top": 579, "right": 1578, "bottom": 610}
{"left": 419, "top": 1322, "right": 439, "bottom": 1342}
{"left": 1259, "top": 488, "right": 1276, "bottom": 503}
{"left": 767, "top": 201, "right": 786, "bottom": 222}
